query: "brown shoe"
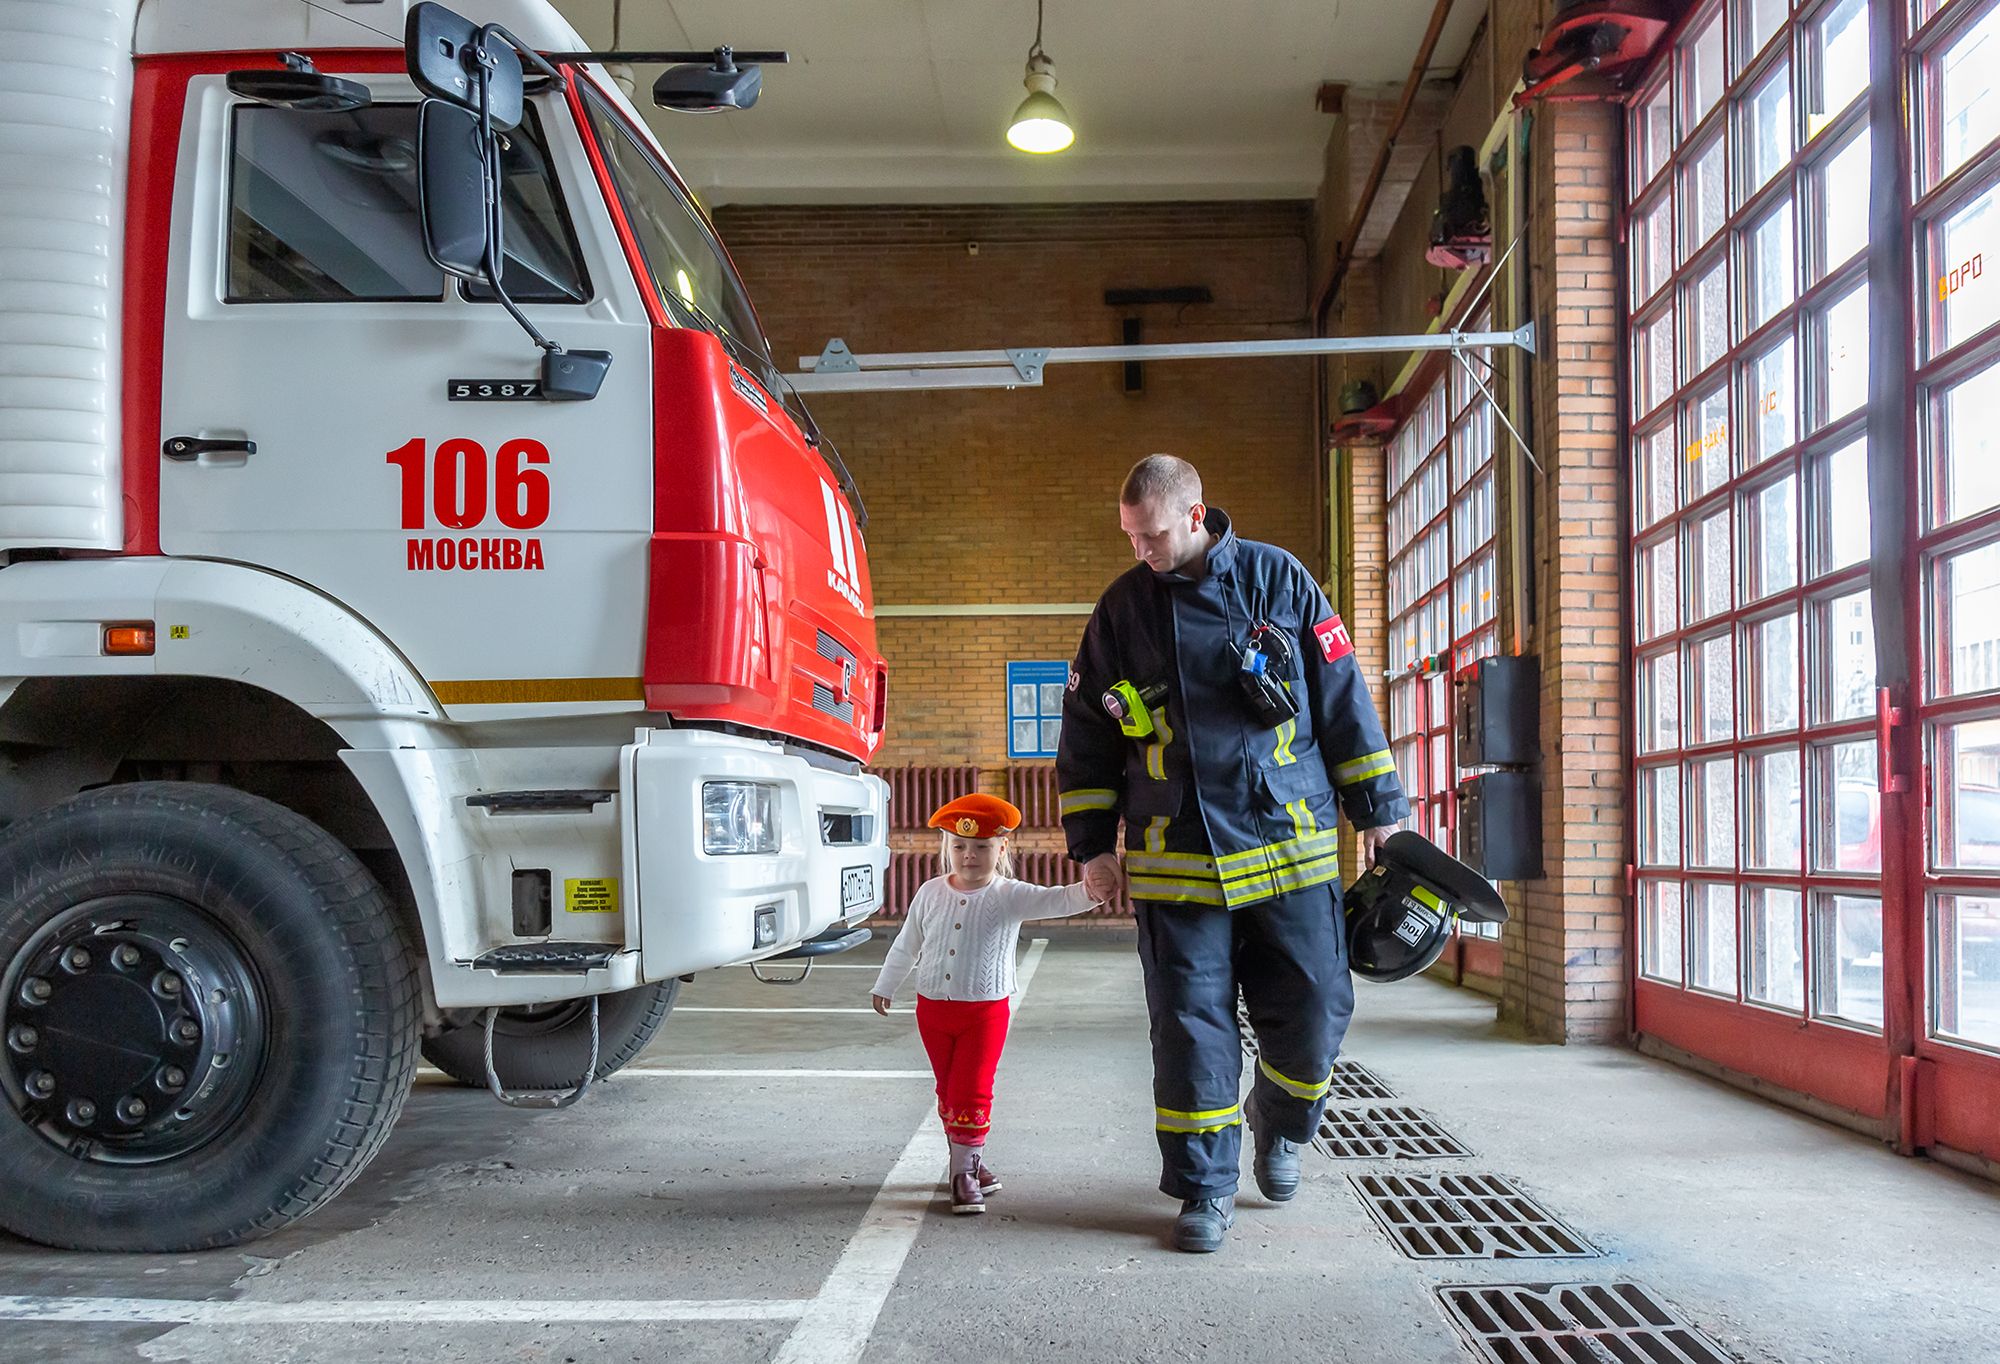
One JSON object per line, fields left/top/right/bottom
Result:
{"left": 950, "top": 1171, "right": 986, "bottom": 1214}
{"left": 975, "top": 1161, "right": 1001, "bottom": 1195}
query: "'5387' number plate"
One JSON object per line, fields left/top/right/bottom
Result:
{"left": 448, "top": 378, "right": 543, "bottom": 401}
{"left": 841, "top": 865, "right": 875, "bottom": 912}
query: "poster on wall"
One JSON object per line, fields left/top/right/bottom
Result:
{"left": 1006, "top": 660, "right": 1068, "bottom": 759}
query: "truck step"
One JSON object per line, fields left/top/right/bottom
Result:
{"left": 466, "top": 789, "right": 615, "bottom": 814}
{"left": 472, "top": 942, "right": 620, "bottom": 974}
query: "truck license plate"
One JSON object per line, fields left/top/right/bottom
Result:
{"left": 841, "top": 865, "right": 874, "bottom": 912}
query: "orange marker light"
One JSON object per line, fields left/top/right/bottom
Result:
{"left": 103, "top": 624, "right": 155, "bottom": 656}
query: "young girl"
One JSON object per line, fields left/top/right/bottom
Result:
{"left": 870, "top": 793, "right": 1099, "bottom": 1215}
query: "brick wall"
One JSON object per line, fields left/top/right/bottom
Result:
{"left": 715, "top": 202, "right": 1320, "bottom": 777}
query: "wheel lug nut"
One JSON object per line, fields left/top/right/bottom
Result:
{"left": 114, "top": 944, "right": 142, "bottom": 969}
{"left": 66, "top": 1098, "right": 97, "bottom": 1126}
{"left": 172, "top": 1019, "right": 200, "bottom": 1044}
{"left": 159, "top": 1066, "right": 187, "bottom": 1091}
{"left": 117, "top": 1097, "right": 147, "bottom": 1123}
{"left": 153, "top": 971, "right": 183, "bottom": 997}
{"left": 6, "top": 1025, "right": 37, "bottom": 1053}
{"left": 21, "top": 977, "right": 52, "bottom": 1005}
{"left": 25, "top": 1070, "right": 54, "bottom": 1099}
{"left": 62, "top": 946, "right": 91, "bottom": 972}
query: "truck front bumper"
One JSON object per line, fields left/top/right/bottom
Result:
{"left": 622, "top": 727, "right": 889, "bottom": 984}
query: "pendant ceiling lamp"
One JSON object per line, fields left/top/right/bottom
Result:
{"left": 1006, "top": 0, "right": 1074, "bottom": 154}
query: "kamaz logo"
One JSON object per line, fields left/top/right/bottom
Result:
{"left": 821, "top": 483, "right": 863, "bottom": 611}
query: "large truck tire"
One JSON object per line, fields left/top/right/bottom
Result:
{"left": 421, "top": 981, "right": 678, "bottom": 1090}
{"left": 0, "top": 782, "right": 419, "bottom": 1252}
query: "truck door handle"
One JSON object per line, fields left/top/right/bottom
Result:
{"left": 163, "top": 436, "right": 256, "bottom": 462}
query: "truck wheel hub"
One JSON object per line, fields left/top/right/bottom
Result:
{"left": 3, "top": 896, "right": 265, "bottom": 1163}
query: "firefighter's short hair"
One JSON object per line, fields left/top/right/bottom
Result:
{"left": 1120, "top": 454, "right": 1203, "bottom": 511}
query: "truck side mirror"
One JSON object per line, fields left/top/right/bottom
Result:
{"left": 415, "top": 99, "right": 489, "bottom": 279}
{"left": 405, "top": 1, "right": 524, "bottom": 129}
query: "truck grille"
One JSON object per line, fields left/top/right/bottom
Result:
{"left": 816, "top": 630, "right": 856, "bottom": 666}
{"left": 811, "top": 683, "right": 854, "bottom": 723}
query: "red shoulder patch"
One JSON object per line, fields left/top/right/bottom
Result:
{"left": 1312, "top": 615, "right": 1354, "bottom": 664}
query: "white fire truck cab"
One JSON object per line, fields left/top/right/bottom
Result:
{"left": 0, "top": 0, "right": 890, "bottom": 1251}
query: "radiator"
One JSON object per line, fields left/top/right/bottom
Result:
{"left": 1006, "top": 765, "right": 1062, "bottom": 828}
{"left": 873, "top": 765, "right": 982, "bottom": 830}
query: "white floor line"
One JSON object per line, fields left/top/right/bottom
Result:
{"left": 617, "top": 1069, "right": 933, "bottom": 1079}
{"left": 729, "top": 962, "right": 882, "bottom": 969}
{"left": 771, "top": 937, "right": 1050, "bottom": 1364}
{"left": 0, "top": 1296, "right": 806, "bottom": 1325}
{"left": 676, "top": 1006, "right": 911, "bottom": 1015}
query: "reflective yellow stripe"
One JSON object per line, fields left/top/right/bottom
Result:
{"left": 1285, "top": 799, "right": 1309, "bottom": 842}
{"left": 1144, "top": 711, "right": 1176, "bottom": 781}
{"left": 1059, "top": 788, "right": 1118, "bottom": 816}
{"left": 1334, "top": 749, "right": 1396, "bottom": 785}
{"left": 1143, "top": 816, "right": 1169, "bottom": 854}
{"left": 1272, "top": 714, "right": 1297, "bottom": 767}
{"left": 1127, "top": 874, "right": 1229, "bottom": 906}
{"left": 1127, "top": 849, "right": 1219, "bottom": 873}
{"left": 1258, "top": 1058, "right": 1333, "bottom": 1101}
{"left": 1411, "top": 885, "right": 1445, "bottom": 911}
{"left": 1155, "top": 1102, "right": 1242, "bottom": 1134}
{"left": 1216, "top": 830, "right": 1341, "bottom": 874}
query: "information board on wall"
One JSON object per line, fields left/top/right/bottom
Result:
{"left": 1006, "top": 660, "right": 1068, "bottom": 759}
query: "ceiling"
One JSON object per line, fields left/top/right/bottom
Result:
{"left": 547, "top": 0, "right": 1485, "bottom": 206}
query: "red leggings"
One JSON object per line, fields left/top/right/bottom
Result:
{"left": 915, "top": 995, "right": 1012, "bottom": 1146}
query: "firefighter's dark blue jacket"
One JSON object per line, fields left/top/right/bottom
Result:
{"left": 1057, "top": 508, "right": 1409, "bottom": 908}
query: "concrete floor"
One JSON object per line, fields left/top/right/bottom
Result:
{"left": 2, "top": 930, "right": 1997, "bottom": 1363}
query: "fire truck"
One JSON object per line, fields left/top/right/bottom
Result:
{"left": 0, "top": 0, "right": 890, "bottom": 1251}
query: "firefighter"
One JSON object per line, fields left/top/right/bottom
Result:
{"left": 1057, "top": 454, "right": 1408, "bottom": 1253}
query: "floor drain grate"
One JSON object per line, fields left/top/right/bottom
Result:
{"left": 1327, "top": 1059, "right": 1396, "bottom": 1103}
{"left": 1436, "top": 1281, "right": 1738, "bottom": 1364}
{"left": 1350, "top": 1173, "right": 1596, "bottom": 1259}
{"left": 1314, "top": 1106, "right": 1471, "bottom": 1159}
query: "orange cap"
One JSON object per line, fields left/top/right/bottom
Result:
{"left": 927, "top": 793, "right": 1022, "bottom": 839}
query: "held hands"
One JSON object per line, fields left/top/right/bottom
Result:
{"left": 870, "top": 993, "right": 892, "bottom": 1016}
{"left": 1082, "top": 852, "right": 1127, "bottom": 912}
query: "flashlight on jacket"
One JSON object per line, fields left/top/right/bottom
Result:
{"left": 1102, "top": 680, "right": 1168, "bottom": 739}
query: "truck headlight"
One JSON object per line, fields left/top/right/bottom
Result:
{"left": 703, "top": 782, "right": 780, "bottom": 855}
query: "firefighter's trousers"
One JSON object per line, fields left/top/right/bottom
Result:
{"left": 1134, "top": 882, "right": 1354, "bottom": 1200}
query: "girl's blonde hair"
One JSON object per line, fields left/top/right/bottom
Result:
{"left": 938, "top": 829, "right": 1015, "bottom": 880}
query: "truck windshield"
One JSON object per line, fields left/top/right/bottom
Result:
{"left": 578, "top": 91, "right": 780, "bottom": 390}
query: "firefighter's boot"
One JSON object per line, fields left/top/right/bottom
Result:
{"left": 1173, "top": 1196, "right": 1235, "bottom": 1253}
{"left": 1252, "top": 1125, "right": 1301, "bottom": 1202}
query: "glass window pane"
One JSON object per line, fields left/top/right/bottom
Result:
{"left": 1816, "top": 283, "right": 1870, "bottom": 430}
{"left": 1742, "top": 59, "right": 1794, "bottom": 201}
{"left": 1746, "top": 747, "right": 1804, "bottom": 870}
{"left": 1746, "top": 197, "right": 1797, "bottom": 330}
{"left": 1685, "top": 384, "right": 1732, "bottom": 498}
{"left": 1938, "top": 361, "right": 2000, "bottom": 526}
{"left": 1808, "top": 0, "right": 1869, "bottom": 140}
{"left": 1684, "top": 11, "right": 1728, "bottom": 131}
{"left": 1931, "top": 894, "right": 2000, "bottom": 1049}
{"left": 1817, "top": 127, "right": 1872, "bottom": 278}
{"left": 1815, "top": 739, "right": 1882, "bottom": 872}
{"left": 1636, "top": 309, "right": 1677, "bottom": 417}
{"left": 1938, "top": 716, "right": 2000, "bottom": 869}
{"left": 1638, "top": 422, "right": 1679, "bottom": 528}
{"left": 1812, "top": 437, "right": 1871, "bottom": 573}
{"left": 1748, "top": 471, "right": 1799, "bottom": 599}
{"left": 1688, "top": 508, "right": 1734, "bottom": 622}
{"left": 1640, "top": 648, "right": 1682, "bottom": 753}
{"left": 1641, "top": 880, "right": 1686, "bottom": 984}
{"left": 1814, "top": 893, "right": 1884, "bottom": 1028}
{"left": 1931, "top": 183, "right": 2000, "bottom": 356}
{"left": 1816, "top": 586, "right": 1876, "bottom": 722}
{"left": 1742, "top": 0, "right": 1789, "bottom": 68}
{"left": 1689, "top": 882, "right": 1739, "bottom": 995}
{"left": 1935, "top": 3, "right": 2000, "bottom": 187}
{"left": 1746, "top": 610, "right": 1801, "bottom": 733}
{"left": 1746, "top": 886, "right": 1806, "bottom": 1009}
{"left": 1633, "top": 192, "right": 1676, "bottom": 307}
{"left": 1690, "top": 756, "right": 1737, "bottom": 868}
{"left": 1690, "top": 631, "right": 1736, "bottom": 743}
{"left": 1684, "top": 134, "right": 1730, "bottom": 260}
{"left": 1935, "top": 538, "right": 2000, "bottom": 697}
{"left": 1642, "top": 763, "right": 1683, "bottom": 866}
{"left": 1637, "top": 78, "right": 1675, "bottom": 188}
{"left": 1745, "top": 334, "right": 1798, "bottom": 464}
{"left": 1640, "top": 533, "right": 1681, "bottom": 642}
{"left": 1685, "top": 257, "right": 1731, "bottom": 374}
